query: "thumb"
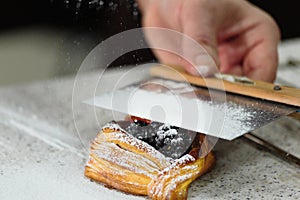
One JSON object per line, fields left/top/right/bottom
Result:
{"left": 181, "top": 10, "right": 220, "bottom": 77}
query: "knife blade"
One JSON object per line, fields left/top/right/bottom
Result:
{"left": 84, "top": 66, "right": 299, "bottom": 140}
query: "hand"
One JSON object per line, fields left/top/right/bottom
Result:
{"left": 137, "top": 0, "right": 280, "bottom": 82}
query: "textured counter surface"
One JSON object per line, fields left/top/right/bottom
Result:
{"left": 1, "top": 40, "right": 300, "bottom": 199}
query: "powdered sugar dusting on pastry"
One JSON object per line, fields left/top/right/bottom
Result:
{"left": 85, "top": 120, "right": 214, "bottom": 200}
{"left": 148, "top": 154, "right": 199, "bottom": 199}
{"left": 117, "top": 120, "right": 195, "bottom": 159}
{"left": 92, "top": 142, "right": 160, "bottom": 177}
{"left": 106, "top": 129, "right": 170, "bottom": 168}
{"left": 160, "top": 154, "right": 196, "bottom": 174}
{"left": 102, "top": 121, "right": 126, "bottom": 133}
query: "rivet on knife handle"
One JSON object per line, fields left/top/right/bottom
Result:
{"left": 150, "top": 65, "right": 300, "bottom": 107}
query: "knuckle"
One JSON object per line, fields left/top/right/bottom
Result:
{"left": 262, "top": 13, "right": 281, "bottom": 40}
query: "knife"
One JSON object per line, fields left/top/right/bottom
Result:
{"left": 150, "top": 65, "right": 300, "bottom": 107}
{"left": 85, "top": 65, "right": 299, "bottom": 140}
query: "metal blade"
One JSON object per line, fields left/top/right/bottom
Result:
{"left": 84, "top": 78, "right": 298, "bottom": 140}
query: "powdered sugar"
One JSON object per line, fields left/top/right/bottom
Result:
{"left": 147, "top": 154, "right": 199, "bottom": 199}
{"left": 102, "top": 122, "right": 126, "bottom": 132}
{"left": 105, "top": 129, "right": 170, "bottom": 168}
{"left": 156, "top": 125, "right": 178, "bottom": 141}
{"left": 92, "top": 142, "right": 160, "bottom": 177}
{"left": 89, "top": 78, "right": 294, "bottom": 140}
{"left": 158, "top": 154, "right": 196, "bottom": 175}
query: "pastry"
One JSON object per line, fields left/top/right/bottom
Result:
{"left": 84, "top": 117, "right": 215, "bottom": 200}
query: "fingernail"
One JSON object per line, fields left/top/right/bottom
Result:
{"left": 194, "top": 54, "right": 217, "bottom": 77}
{"left": 195, "top": 65, "right": 216, "bottom": 77}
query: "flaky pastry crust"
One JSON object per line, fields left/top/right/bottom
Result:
{"left": 84, "top": 122, "right": 215, "bottom": 200}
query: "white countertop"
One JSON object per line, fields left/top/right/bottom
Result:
{"left": 0, "top": 39, "right": 300, "bottom": 200}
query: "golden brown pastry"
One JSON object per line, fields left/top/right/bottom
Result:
{"left": 84, "top": 119, "right": 215, "bottom": 200}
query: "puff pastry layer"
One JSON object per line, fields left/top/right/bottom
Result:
{"left": 85, "top": 121, "right": 215, "bottom": 200}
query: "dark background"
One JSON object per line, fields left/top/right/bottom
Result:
{"left": 1, "top": 1, "right": 299, "bottom": 38}
{"left": 0, "top": 0, "right": 299, "bottom": 67}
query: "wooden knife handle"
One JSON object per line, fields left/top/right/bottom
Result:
{"left": 150, "top": 65, "right": 300, "bottom": 107}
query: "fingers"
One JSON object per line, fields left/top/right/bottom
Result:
{"left": 140, "top": 0, "right": 224, "bottom": 77}
{"left": 217, "top": 2, "right": 280, "bottom": 82}
{"left": 141, "top": 9, "right": 192, "bottom": 69}
{"left": 181, "top": 1, "right": 221, "bottom": 77}
{"left": 244, "top": 38, "right": 279, "bottom": 82}
{"left": 181, "top": 29, "right": 220, "bottom": 77}
{"left": 139, "top": 0, "right": 280, "bottom": 82}
{"left": 243, "top": 16, "right": 280, "bottom": 82}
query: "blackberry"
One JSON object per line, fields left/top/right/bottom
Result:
{"left": 116, "top": 120, "right": 197, "bottom": 159}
